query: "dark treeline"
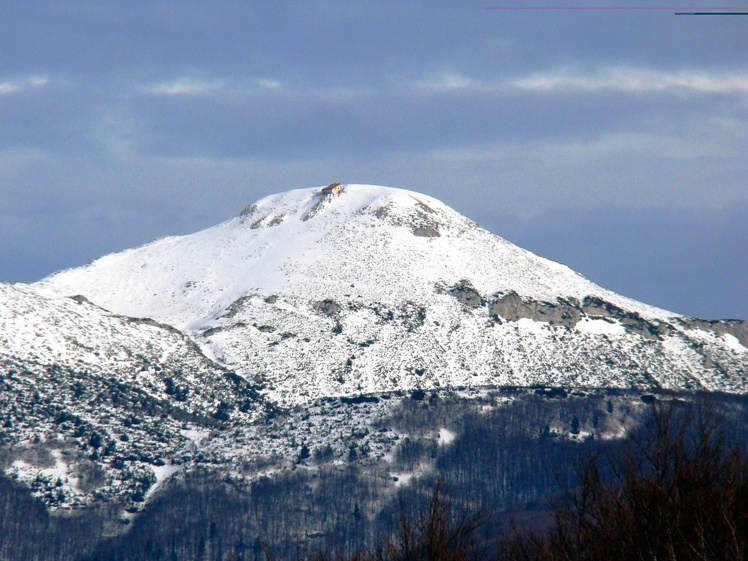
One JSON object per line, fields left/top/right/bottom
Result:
{"left": 1, "top": 391, "right": 748, "bottom": 561}
{"left": 0, "top": 475, "right": 114, "bottom": 561}
{"left": 83, "top": 390, "right": 615, "bottom": 560}
{"left": 496, "top": 398, "right": 748, "bottom": 560}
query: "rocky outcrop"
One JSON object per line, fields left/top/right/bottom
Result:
{"left": 678, "top": 317, "right": 748, "bottom": 347}
{"left": 412, "top": 225, "right": 440, "bottom": 238}
{"left": 448, "top": 280, "right": 484, "bottom": 309}
{"left": 223, "top": 295, "right": 255, "bottom": 319}
{"left": 374, "top": 202, "right": 441, "bottom": 238}
{"left": 314, "top": 299, "right": 341, "bottom": 317}
{"left": 302, "top": 190, "right": 342, "bottom": 221}
{"left": 582, "top": 296, "right": 667, "bottom": 340}
{"left": 239, "top": 204, "right": 257, "bottom": 219}
{"left": 443, "top": 289, "right": 668, "bottom": 340}
{"left": 488, "top": 291, "right": 581, "bottom": 328}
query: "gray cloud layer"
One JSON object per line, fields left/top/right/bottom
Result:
{"left": 2, "top": 2, "right": 747, "bottom": 319}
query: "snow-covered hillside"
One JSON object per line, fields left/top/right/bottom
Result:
{"left": 33, "top": 185, "right": 748, "bottom": 406}
{"left": 2, "top": 183, "right": 748, "bottom": 512}
{"left": 0, "top": 283, "right": 266, "bottom": 508}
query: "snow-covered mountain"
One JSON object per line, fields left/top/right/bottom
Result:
{"left": 34, "top": 184, "right": 748, "bottom": 406}
{"left": 3, "top": 183, "right": 747, "bottom": 512}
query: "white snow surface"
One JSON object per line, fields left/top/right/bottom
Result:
{"left": 724, "top": 334, "right": 746, "bottom": 352}
{"left": 575, "top": 318, "right": 627, "bottom": 336}
{"left": 35, "top": 185, "right": 671, "bottom": 326}
{"left": 438, "top": 428, "right": 456, "bottom": 446}
{"left": 0, "top": 283, "right": 178, "bottom": 373}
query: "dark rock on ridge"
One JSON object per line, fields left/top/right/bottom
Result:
{"left": 488, "top": 291, "right": 582, "bottom": 328}
{"left": 678, "top": 317, "right": 748, "bottom": 347}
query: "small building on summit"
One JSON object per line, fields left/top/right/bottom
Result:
{"left": 321, "top": 182, "right": 344, "bottom": 195}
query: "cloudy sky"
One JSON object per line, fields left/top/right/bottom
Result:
{"left": 2, "top": 2, "right": 746, "bottom": 319}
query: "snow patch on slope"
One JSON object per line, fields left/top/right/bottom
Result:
{"left": 438, "top": 428, "right": 456, "bottom": 446}
{"left": 724, "top": 334, "right": 746, "bottom": 352}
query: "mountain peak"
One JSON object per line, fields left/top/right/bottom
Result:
{"left": 37, "top": 183, "right": 628, "bottom": 326}
{"left": 4, "top": 184, "right": 747, "bottom": 515}
{"left": 33, "top": 184, "right": 748, "bottom": 406}
{"left": 238, "top": 184, "right": 451, "bottom": 236}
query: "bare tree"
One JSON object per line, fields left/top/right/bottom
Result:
{"left": 373, "top": 480, "right": 492, "bottom": 561}
{"left": 499, "top": 397, "right": 748, "bottom": 561}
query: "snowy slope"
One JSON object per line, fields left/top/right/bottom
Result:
{"left": 35, "top": 186, "right": 667, "bottom": 325}
{"left": 0, "top": 283, "right": 265, "bottom": 508}
{"left": 34, "top": 185, "right": 748, "bottom": 405}
{"left": 3, "top": 184, "right": 748, "bottom": 512}
{"left": 0, "top": 283, "right": 262, "bottom": 417}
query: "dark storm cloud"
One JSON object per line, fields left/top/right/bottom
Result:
{"left": 6, "top": 2, "right": 744, "bottom": 83}
{"left": 0, "top": 78, "right": 105, "bottom": 156}
{"left": 3, "top": 2, "right": 746, "bottom": 162}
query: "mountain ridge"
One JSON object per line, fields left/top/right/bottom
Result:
{"left": 31, "top": 184, "right": 747, "bottom": 406}
{"left": 35, "top": 185, "right": 676, "bottom": 323}
{"left": 1, "top": 182, "right": 747, "bottom": 514}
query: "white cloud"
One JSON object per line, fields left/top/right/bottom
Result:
{"left": 513, "top": 67, "right": 748, "bottom": 95}
{"left": 255, "top": 78, "right": 282, "bottom": 90}
{"left": 142, "top": 78, "right": 224, "bottom": 96}
{"left": 0, "top": 83, "right": 21, "bottom": 95}
{"left": 142, "top": 76, "right": 285, "bottom": 97}
{"left": 414, "top": 67, "right": 748, "bottom": 97}
{"left": 0, "top": 75, "right": 49, "bottom": 95}
{"left": 420, "top": 73, "right": 474, "bottom": 90}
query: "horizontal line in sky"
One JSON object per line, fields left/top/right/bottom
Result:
{"left": 485, "top": 6, "right": 746, "bottom": 9}
{"left": 674, "top": 10, "right": 748, "bottom": 13}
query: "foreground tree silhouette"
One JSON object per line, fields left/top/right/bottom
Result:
{"left": 281, "top": 398, "right": 748, "bottom": 561}
{"left": 499, "top": 398, "right": 748, "bottom": 561}
{"left": 292, "top": 480, "right": 491, "bottom": 561}
{"left": 374, "top": 480, "right": 491, "bottom": 561}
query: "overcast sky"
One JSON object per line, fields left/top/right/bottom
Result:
{"left": 2, "top": 2, "right": 746, "bottom": 320}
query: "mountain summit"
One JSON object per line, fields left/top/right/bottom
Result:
{"left": 36, "top": 184, "right": 748, "bottom": 405}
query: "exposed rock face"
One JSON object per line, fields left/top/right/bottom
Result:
{"left": 678, "top": 318, "right": 748, "bottom": 347}
{"left": 303, "top": 190, "right": 342, "bottom": 221}
{"left": 314, "top": 299, "right": 341, "bottom": 317}
{"left": 239, "top": 204, "right": 257, "bottom": 218}
{"left": 582, "top": 296, "right": 666, "bottom": 340}
{"left": 223, "top": 295, "right": 255, "bottom": 318}
{"left": 488, "top": 291, "right": 581, "bottom": 328}
{"left": 458, "top": 291, "right": 669, "bottom": 339}
{"left": 447, "top": 280, "right": 484, "bottom": 309}
{"left": 375, "top": 199, "right": 441, "bottom": 238}
{"left": 412, "top": 225, "right": 440, "bottom": 238}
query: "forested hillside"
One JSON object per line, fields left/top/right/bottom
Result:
{"left": 2, "top": 389, "right": 747, "bottom": 561}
